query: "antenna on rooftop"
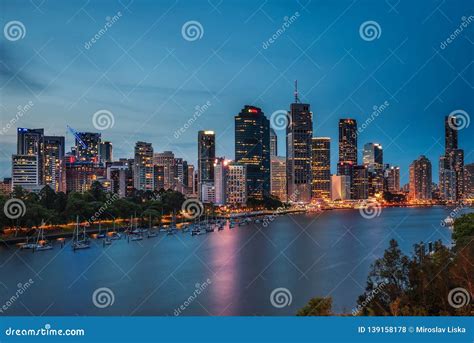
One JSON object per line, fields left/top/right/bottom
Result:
{"left": 294, "top": 80, "right": 300, "bottom": 103}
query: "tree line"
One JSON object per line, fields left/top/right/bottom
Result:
{"left": 298, "top": 213, "right": 474, "bottom": 316}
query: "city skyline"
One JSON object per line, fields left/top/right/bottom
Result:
{"left": 1, "top": 1, "right": 472, "bottom": 184}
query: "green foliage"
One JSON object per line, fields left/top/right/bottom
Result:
{"left": 0, "top": 185, "right": 187, "bottom": 231}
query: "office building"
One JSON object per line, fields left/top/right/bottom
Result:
{"left": 352, "top": 165, "right": 369, "bottom": 199}
{"left": 235, "top": 105, "right": 270, "bottom": 200}
{"left": 311, "top": 137, "right": 331, "bottom": 200}
{"left": 331, "top": 175, "right": 351, "bottom": 201}
{"left": 99, "top": 141, "right": 113, "bottom": 163}
{"left": 43, "top": 136, "right": 66, "bottom": 192}
{"left": 134, "top": 141, "right": 154, "bottom": 191}
{"left": 12, "top": 155, "right": 41, "bottom": 192}
{"left": 214, "top": 158, "right": 228, "bottom": 206}
{"left": 270, "top": 156, "right": 286, "bottom": 201}
{"left": 198, "top": 131, "right": 216, "bottom": 199}
{"left": 286, "top": 85, "right": 313, "bottom": 203}
{"left": 409, "top": 155, "right": 432, "bottom": 201}
{"left": 154, "top": 151, "right": 175, "bottom": 190}
{"left": 226, "top": 163, "right": 247, "bottom": 206}
{"left": 270, "top": 128, "right": 278, "bottom": 157}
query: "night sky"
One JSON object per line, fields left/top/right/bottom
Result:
{"left": 1, "top": 0, "right": 472, "bottom": 184}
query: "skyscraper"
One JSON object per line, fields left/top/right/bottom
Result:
{"left": 337, "top": 119, "right": 357, "bottom": 198}
{"left": 409, "top": 155, "right": 432, "bottom": 201}
{"left": 352, "top": 165, "right": 369, "bottom": 199}
{"left": 134, "top": 141, "right": 154, "bottom": 191}
{"left": 198, "top": 130, "right": 216, "bottom": 199}
{"left": 76, "top": 132, "right": 101, "bottom": 163}
{"left": 270, "top": 128, "right": 278, "bottom": 157}
{"left": 226, "top": 162, "right": 247, "bottom": 206}
{"left": 16, "top": 128, "right": 44, "bottom": 186}
{"left": 311, "top": 137, "right": 331, "bottom": 200}
{"left": 286, "top": 85, "right": 313, "bottom": 203}
{"left": 385, "top": 165, "right": 400, "bottom": 193}
{"left": 11, "top": 155, "right": 40, "bottom": 191}
{"left": 235, "top": 105, "right": 270, "bottom": 200}
{"left": 99, "top": 141, "right": 113, "bottom": 163}
{"left": 214, "top": 158, "right": 228, "bottom": 206}
{"left": 440, "top": 115, "right": 464, "bottom": 201}
{"left": 363, "top": 143, "right": 383, "bottom": 196}
{"left": 43, "top": 136, "right": 65, "bottom": 192}
{"left": 270, "top": 156, "right": 286, "bottom": 201}
{"left": 154, "top": 151, "right": 175, "bottom": 190}
{"left": 338, "top": 119, "right": 357, "bottom": 165}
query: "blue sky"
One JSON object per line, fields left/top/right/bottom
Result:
{"left": 0, "top": 0, "right": 473, "bottom": 184}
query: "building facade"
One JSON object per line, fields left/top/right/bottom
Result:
{"left": 270, "top": 156, "right": 286, "bottom": 201}
{"left": 311, "top": 137, "right": 331, "bottom": 200}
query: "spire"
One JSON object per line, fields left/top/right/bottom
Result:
{"left": 294, "top": 80, "right": 299, "bottom": 103}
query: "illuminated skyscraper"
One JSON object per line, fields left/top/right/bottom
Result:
{"left": 337, "top": 119, "right": 357, "bottom": 198}
{"left": 287, "top": 84, "right": 313, "bottom": 203}
{"left": 76, "top": 132, "right": 101, "bottom": 163}
{"left": 363, "top": 142, "right": 383, "bottom": 196}
{"left": 16, "top": 128, "right": 44, "bottom": 185}
{"left": 235, "top": 105, "right": 270, "bottom": 200}
{"left": 214, "top": 158, "right": 228, "bottom": 206}
{"left": 198, "top": 130, "right": 216, "bottom": 199}
{"left": 154, "top": 151, "right": 175, "bottom": 190}
{"left": 311, "top": 137, "right": 331, "bottom": 200}
{"left": 226, "top": 162, "right": 247, "bottom": 206}
{"left": 134, "top": 141, "right": 154, "bottom": 191}
{"left": 43, "top": 136, "right": 66, "bottom": 192}
{"left": 384, "top": 165, "right": 400, "bottom": 193}
{"left": 409, "top": 155, "right": 432, "bottom": 201}
{"left": 99, "top": 141, "right": 113, "bottom": 163}
{"left": 270, "top": 156, "right": 286, "bottom": 201}
{"left": 352, "top": 165, "right": 369, "bottom": 200}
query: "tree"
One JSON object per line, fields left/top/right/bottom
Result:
{"left": 297, "top": 297, "right": 333, "bottom": 316}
